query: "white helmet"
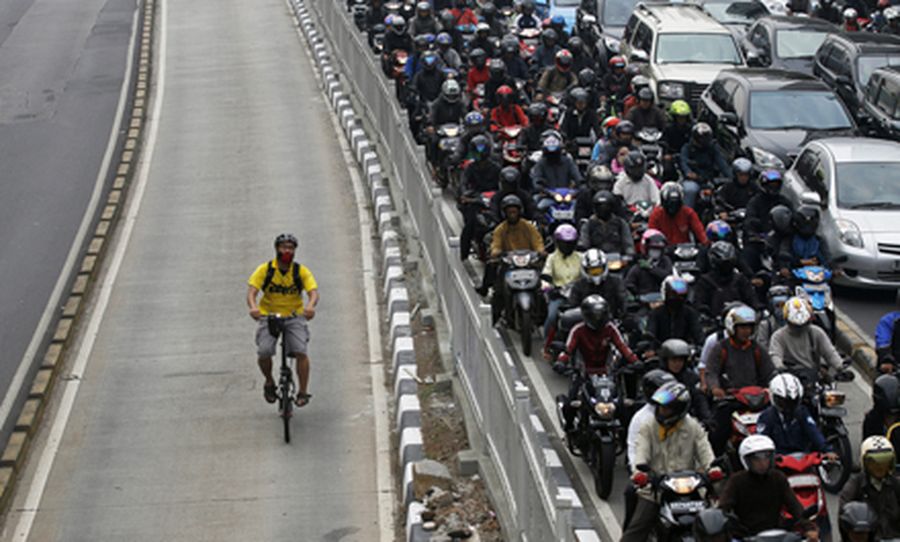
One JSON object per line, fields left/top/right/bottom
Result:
{"left": 769, "top": 373, "right": 803, "bottom": 414}
{"left": 580, "top": 248, "right": 608, "bottom": 285}
{"left": 783, "top": 296, "right": 812, "bottom": 327}
{"left": 843, "top": 6, "right": 858, "bottom": 19}
{"left": 724, "top": 305, "right": 757, "bottom": 338}
{"left": 860, "top": 435, "right": 895, "bottom": 479}
{"left": 739, "top": 434, "right": 776, "bottom": 471}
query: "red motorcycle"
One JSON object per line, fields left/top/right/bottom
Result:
{"left": 727, "top": 386, "right": 769, "bottom": 446}
{"left": 776, "top": 452, "right": 829, "bottom": 531}
{"left": 493, "top": 124, "right": 524, "bottom": 167}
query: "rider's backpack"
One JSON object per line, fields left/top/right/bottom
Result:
{"left": 260, "top": 261, "right": 305, "bottom": 296}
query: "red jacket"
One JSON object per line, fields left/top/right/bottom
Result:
{"left": 648, "top": 206, "right": 709, "bottom": 246}
{"left": 451, "top": 8, "right": 478, "bottom": 26}
{"left": 564, "top": 322, "right": 637, "bottom": 374}
{"left": 490, "top": 105, "right": 528, "bottom": 129}
{"left": 467, "top": 66, "right": 491, "bottom": 93}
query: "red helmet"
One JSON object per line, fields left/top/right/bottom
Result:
{"left": 555, "top": 49, "right": 573, "bottom": 72}
{"left": 497, "top": 85, "right": 514, "bottom": 96}
{"left": 608, "top": 55, "right": 626, "bottom": 69}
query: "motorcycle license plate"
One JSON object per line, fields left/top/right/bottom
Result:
{"left": 667, "top": 500, "right": 705, "bottom": 514}
{"left": 507, "top": 269, "right": 536, "bottom": 282}
{"left": 552, "top": 209, "right": 574, "bottom": 220}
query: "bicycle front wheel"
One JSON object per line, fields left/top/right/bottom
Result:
{"left": 280, "top": 389, "right": 292, "bottom": 444}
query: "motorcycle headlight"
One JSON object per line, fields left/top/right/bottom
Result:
{"left": 836, "top": 218, "right": 864, "bottom": 248}
{"left": 750, "top": 147, "right": 785, "bottom": 170}
{"left": 663, "top": 475, "right": 701, "bottom": 495}
{"left": 657, "top": 81, "right": 685, "bottom": 100}
{"left": 554, "top": 193, "right": 563, "bottom": 202}
{"left": 594, "top": 401, "right": 616, "bottom": 419}
{"left": 824, "top": 390, "right": 845, "bottom": 407}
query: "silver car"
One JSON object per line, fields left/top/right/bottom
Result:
{"left": 782, "top": 137, "right": 900, "bottom": 288}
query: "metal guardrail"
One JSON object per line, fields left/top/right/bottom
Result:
{"left": 304, "top": 0, "right": 598, "bottom": 539}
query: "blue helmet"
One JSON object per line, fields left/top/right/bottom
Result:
{"left": 464, "top": 110, "right": 485, "bottom": 127}
{"left": 436, "top": 32, "right": 453, "bottom": 46}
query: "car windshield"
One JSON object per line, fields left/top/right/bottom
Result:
{"left": 837, "top": 162, "right": 900, "bottom": 209}
{"left": 703, "top": 1, "right": 768, "bottom": 24}
{"left": 602, "top": 0, "right": 639, "bottom": 26}
{"left": 749, "top": 90, "right": 853, "bottom": 129}
{"left": 774, "top": 30, "right": 828, "bottom": 59}
{"left": 655, "top": 33, "right": 742, "bottom": 64}
{"left": 554, "top": 0, "right": 581, "bottom": 6}
{"left": 857, "top": 55, "right": 900, "bottom": 86}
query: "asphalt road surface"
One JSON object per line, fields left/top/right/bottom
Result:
{"left": 836, "top": 286, "right": 895, "bottom": 345}
{"left": 1, "top": 0, "right": 384, "bottom": 540}
{"left": 0, "top": 0, "right": 135, "bottom": 437}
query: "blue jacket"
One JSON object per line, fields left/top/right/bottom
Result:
{"left": 757, "top": 405, "right": 830, "bottom": 455}
{"left": 875, "top": 311, "right": 900, "bottom": 349}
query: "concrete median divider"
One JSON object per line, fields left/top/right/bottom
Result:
{"left": 287, "top": 0, "right": 601, "bottom": 540}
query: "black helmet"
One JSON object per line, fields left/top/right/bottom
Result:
{"left": 759, "top": 169, "right": 783, "bottom": 195}
{"left": 593, "top": 190, "right": 616, "bottom": 219}
{"left": 641, "top": 369, "right": 676, "bottom": 402}
{"left": 616, "top": 120, "right": 635, "bottom": 136}
{"left": 660, "top": 182, "right": 684, "bottom": 215}
{"left": 527, "top": 102, "right": 548, "bottom": 122}
{"left": 416, "top": 1, "right": 432, "bottom": 17}
{"left": 691, "top": 122, "right": 713, "bottom": 146}
{"left": 522, "top": 0, "right": 535, "bottom": 12}
{"left": 274, "top": 233, "right": 298, "bottom": 248}
{"left": 470, "top": 48, "right": 487, "bottom": 68}
{"left": 873, "top": 374, "right": 900, "bottom": 416}
{"left": 499, "top": 166, "right": 521, "bottom": 189}
{"left": 660, "top": 338, "right": 691, "bottom": 362}
{"left": 570, "top": 87, "right": 589, "bottom": 106}
{"left": 708, "top": 241, "right": 737, "bottom": 275}
{"left": 489, "top": 58, "right": 507, "bottom": 80}
{"left": 500, "top": 194, "right": 523, "bottom": 216}
{"left": 769, "top": 204, "right": 793, "bottom": 235}
{"left": 567, "top": 36, "right": 584, "bottom": 53}
{"left": 792, "top": 205, "right": 820, "bottom": 237}
{"left": 500, "top": 38, "right": 518, "bottom": 55}
{"left": 623, "top": 151, "right": 646, "bottom": 181}
{"left": 693, "top": 509, "right": 731, "bottom": 542}
{"left": 839, "top": 502, "right": 877, "bottom": 539}
{"left": 414, "top": 33, "right": 431, "bottom": 50}
{"left": 471, "top": 134, "right": 491, "bottom": 161}
{"left": 541, "top": 28, "right": 558, "bottom": 43}
{"left": 637, "top": 87, "right": 654, "bottom": 102}
{"left": 481, "top": 1, "right": 497, "bottom": 17}
{"left": 578, "top": 67, "right": 596, "bottom": 88}
{"left": 624, "top": 63, "right": 642, "bottom": 79}
{"left": 587, "top": 164, "right": 614, "bottom": 191}
{"left": 580, "top": 294, "right": 610, "bottom": 330}
{"left": 651, "top": 381, "right": 691, "bottom": 428}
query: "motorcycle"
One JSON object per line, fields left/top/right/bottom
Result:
{"left": 775, "top": 452, "right": 829, "bottom": 532}
{"left": 460, "top": 190, "right": 498, "bottom": 262}
{"left": 670, "top": 243, "right": 701, "bottom": 286}
{"left": 811, "top": 369, "right": 855, "bottom": 493}
{"left": 434, "top": 123, "right": 462, "bottom": 189}
{"left": 500, "top": 250, "right": 543, "bottom": 357}
{"left": 494, "top": 124, "right": 524, "bottom": 167}
{"left": 715, "top": 386, "right": 770, "bottom": 471}
{"left": 791, "top": 265, "right": 836, "bottom": 343}
{"left": 556, "top": 372, "right": 622, "bottom": 499}
{"left": 633, "top": 467, "right": 722, "bottom": 541}
{"left": 635, "top": 127, "right": 664, "bottom": 180}
{"left": 517, "top": 27, "right": 541, "bottom": 59}
{"left": 351, "top": 0, "right": 368, "bottom": 30}
{"left": 536, "top": 187, "right": 579, "bottom": 243}
{"left": 572, "top": 136, "right": 595, "bottom": 173}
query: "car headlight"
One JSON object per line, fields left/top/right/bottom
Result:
{"left": 836, "top": 218, "right": 864, "bottom": 248}
{"left": 657, "top": 81, "right": 685, "bottom": 100}
{"left": 750, "top": 147, "right": 785, "bottom": 170}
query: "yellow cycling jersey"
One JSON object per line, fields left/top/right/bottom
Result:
{"left": 248, "top": 259, "right": 318, "bottom": 316}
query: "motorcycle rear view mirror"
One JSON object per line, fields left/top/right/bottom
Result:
{"left": 835, "top": 370, "right": 856, "bottom": 383}
{"left": 800, "top": 191, "right": 824, "bottom": 209}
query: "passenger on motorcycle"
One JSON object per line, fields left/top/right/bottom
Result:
{"left": 451, "top": 111, "right": 493, "bottom": 164}
{"left": 648, "top": 182, "right": 708, "bottom": 245}
{"left": 410, "top": 1, "right": 440, "bottom": 36}
{"left": 715, "top": 157, "right": 756, "bottom": 216}
{"left": 625, "top": 228, "right": 672, "bottom": 296}
{"left": 568, "top": 248, "right": 629, "bottom": 320}
{"left": 775, "top": 205, "right": 832, "bottom": 276}
{"left": 518, "top": 102, "right": 550, "bottom": 153}
{"left": 600, "top": 55, "right": 628, "bottom": 101}
{"left": 513, "top": 0, "right": 541, "bottom": 30}
{"left": 536, "top": 49, "right": 578, "bottom": 96}
{"left": 612, "top": 151, "right": 661, "bottom": 206}
{"left": 626, "top": 87, "right": 667, "bottom": 133}
{"left": 404, "top": 34, "right": 436, "bottom": 79}
{"left": 577, "top": 190, "right": 634, "bottom": 255}
{"left": 662, "top": 100, "right": 693, "bottom": 179}
{"left": 758, "top": 373, "right": 836, "bottom": 458}
{"left": 435, "top": 32, "right": 462, "bottom": 70}
{"left": 679, "top": 122, "right": 731, "bottom": 209}
{"left": 719, "top": 435, "right": 819, "bottom": 540}
{"left": 576, "top": 67, "right": 601, "bottom": 111}
{"left": 594, "top": 119, "right": 636, "bottom": 166}
{"left": 541, "top": 224, "right": 582, "bottom": 345}
{"left": 620, "top": 73, "right": 649, "bottom": 118}
{"left": 694, "top": 241, "right": 758, "bottom": 318}
{"left": 470, "top": 23, "right": 497, "bottom": 57}
{"left": 559, "top": 87, "right": 600, "bottom": 143}
{"left": 622, "top": 381, "right": 716, "bottom": 542}
{"left": 769, "top": 296, "right": 843, "bottom": 378}
{"left": 840, "top": 436, "right": 900, "bottom": 539}
{"left": 482, "top": 59, "right": 514, "bottom": 110}
{"left": 574, "top": 164, "right": 617, "bottom": 223}
{"left": 489, "top": 85, "right": 528, "bottom": 130}
{"left": 863, "top": 373, "right": 900, "bottom": 439}
{"left": 707, "top": 305, "right": 776, "bottom": 455}
{"left": 532, "top": 28, "right": 561, "bottom": 70}
{"left": 490, "top": 166, "right": 536, "bottom": 221}
{"left": 754, "top": 284, "right": 790, "bottom": 351}
{"left": 530, "top": 133, "right": 583, "bottom": 190}
{"left": 410, "top": 50, "right": 445, "bottom": 103}
{"left": 659, "top": 338, "right": 713, "bottom": 425}
{"left": 459, "top": 135, "right": 502, "bottom": 260}
{"left": 557, "top": 294, "right": 638, "bottom": 376}
{"left": 874, "top": 289, "right": 900, "bottom": 374}
{"left": 566, "top": 36, "right": 592, "bottom": 74}
{"left": 465, "top": 48, "right": 491, "bottom": 94}
{"left": 647, "top": 275, "right": 705, "bottom": 346}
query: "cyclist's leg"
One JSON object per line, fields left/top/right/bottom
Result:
{"left": 255, "top": 319, "right": 277, "bottom": 385}
{"left": 285, "top": 317, "right": 311, "bottom": 402}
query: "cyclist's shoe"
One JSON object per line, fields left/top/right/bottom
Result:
{"left": 264, "top": 383, "right": 277, "bottom": 404}
{"left": 295, "top": 392, "right": 312, "bottom": 408}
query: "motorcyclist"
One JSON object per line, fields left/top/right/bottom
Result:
{"left": 574, "top": 165, "right": 618, "bottom": 223}
{"left": 470, "top": 22, "right": 497, "bottom": 58}
{"left": 576, "top": 67, "right": 601, "bottom": 112}
{"left": 435, "top": 32, "right": 462, "bottom": 71}
{"left": 706, "top": 305, "right": 775, "bottom": 455}
{"left": 498, "top": 37, "right": 529, "bottom": 80}
{"left": 566, "top": 36, "right": 592, "bottom": 74}
{"left": 695, "top": 241, "right": 758, "bottom": 317}
{"left": 425, "top": 79, "right": 466, "bottom": 162}
{"left": 612, "top": 151, "right": 660, "bottom": 206}
{"left": 659, "top": 338, "right": 712, "bottom": 425}
{"left": 843, "top": 7, "right": 861, "bottom": 31}
{"left": 489, "top": 85, "right": 529, "bottom": 130}
{"left": 536, "top": 49, "right": 578, "bottom": 96}
{"left": 451, "top": 110, "right": 494, "bottom": 165}
{"left": 577, "top": 190, "right": 634, "bottom": 254}
{"left": 718, "top": 435, "right": 819, "bottom": 540}
{"left": 518, "top": 102, "right": 550, "bottom": 153}
{"left": 874, "top": 292, "right": 900, "bottom": 374}
{"left": 568, "top": 248, "right": 628, "bottom": 320}
{"left": 626, "top": 88, "right": 667, "bottom": 133}
{"left": 775, "top": 204, "right": 831, "bottom": 276}
{"left": 600, "top": 55, "right": 628, "bottom": 102}
{"left": 679, "top": 122, "right": 731, "bottom": 209}
{"left": 594, "top": 119, "right": 636, "bottom": 165}
{"left": 558, "top": 87, "right": 600, "bottom": 143}
{"left": 541, "top": 224, "right": 582, "bottom": 351}
{"left": 532, "top": 28, "right": 561, "bottom": 70}
{"left": 758, "top": 373, "right": 835, "bottom": 458}
{"left": 490, "top": 166, "right": 537, "bottom": 221}
{"left": 813, "top": 0, "right": 842, "bottom": 23}
{"left": 458, "top": 135, "right": 502, "bottom": 260}
{"left": 754, "top": 284, "right": 790, "bottom": 351}
{"left": 557, "top": 294, "right": 639, "bottom": 377}
{"left": 383, "top": 15, "right": 414, "bottom": 69}
{"left": 862, "top": 373, "right": 900, "bottom": 439}
{"left": 839, "top": 436, "right": 900, "bottom": 539}
{"left": 449, "top": 0, "right": 478, "bottom": 27}
{"left": 647, "top": 275, "right": 705, "bottom": 346}
{"left": 404, "top": 34, "right": 435, "bottom": 80}
{"left": 884, "top": 7, "right": 900, "bottom": 36}
{"left": 466, "top": 48, "right": 491, "bottom": 95}
{"left": 411, "top": 50, "right": 446, "bottom": 104}
{"left": 410, "top": 1, "right": 440, "bottom": 35}
{"left": 743, "top": 170, "right": 792, "bottom": 272}
{"left": 483, "top": 58, "right": 516, "bottom": 110}
{"left": 622, "top": 381, "right": 716, "bottom": 542}
{"left": 548, "top": 15, "right": 569, "bottom": 44}
{"left": 838, "top": 501, "right": 879, "bottom": 542}
{"left": 625, "top": 229, "right": 672, "bottom": 297}
{"left": 662, "top": 100, "right": 693, "bottom": 181}
{"left": 365, "top": 0, "right": 387, "bottom": 34}
{"left": 513, "top": 0, "right": 541, "bottom": 30}
{"left": 530, "top": 133, "right": 583, "bottom": 190}
{"left": 479, "top": 2, "right": 505, "bottom": 37}
{"left": 769, "top": 296, "right": 844, "bottom": 381}
{"left": 648, "top": 182, "right": 708, "bottom": 245}
{"left": 715, "top": 157, "right": 756, "bottom": 217}
{"left": 621, "top": 73, "right": 650, "bottom": 118}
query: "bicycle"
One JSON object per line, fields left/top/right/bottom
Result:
{"left": 267, "top": 315, "right": 295, "bottom": 443}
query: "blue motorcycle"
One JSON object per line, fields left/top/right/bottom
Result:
{"left": 792, "top": 265, "right": 836, "bottom": 342}
{"left": 536, "top": 187, "right": 579, "bottom": 247}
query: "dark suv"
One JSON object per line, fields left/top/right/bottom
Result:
{"left": 813, "top": 32, "right": 900, "bottom": 120}
{"left": 861, "top": 66, "right": 900, "bottom": 141}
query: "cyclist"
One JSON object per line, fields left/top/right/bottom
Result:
{"left": 247, "top": 234, "right": 319, "bottom": 407}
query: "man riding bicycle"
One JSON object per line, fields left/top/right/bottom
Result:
{"left": 246, "top": 234, "right": 319, "bottom": 408}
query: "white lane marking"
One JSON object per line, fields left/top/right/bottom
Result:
{"left": 287, "top": 4, "right": 396, "bottom": 540}
{"left": 0, "top": 0, "right": 141, "bottom": 433}
{"left": 10, "top": 0, "right": 167, "bottom": 538}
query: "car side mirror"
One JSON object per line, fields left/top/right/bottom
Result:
{"left": 720, "top": 112, "right": 740, "bottom": 127}
{"left": 745, "top": 50, "right": 765, "bottom": 67}
{"left": 629, "top": 49, "right": 649, "bottom": 63}
{"left": 800, "top": 191, "right": 824, "bottom": 208}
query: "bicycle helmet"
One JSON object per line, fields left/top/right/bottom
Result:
{"left": 636, "top": 87, "right": 654, "bottom": 103}
{"left": 668, "top": 99, "right": 691, "bottom": 118}
{"left": 839, "top": 502, "right": 878, "bottom": 539}
{"left": 471, "top": 134, "right": 491, "bottom": 160}
{"left": 592, "top": 190, "right": 616, "bottom": 219}
{"left": 693, "top": 509, "right": 731, "bottom": 542}
{"left": 623, "top": 151, "right": 646, "bottom": 181}
{"left": 527, "top": 102, "right": 548, "bottom": 123}
{"left": 641, "top": 369, "right": 676, "bottom": 402}
{"left": 499, "top": 166, "right": 521, "bottom": 190}
{"left": 555, "top": 49, "right": 573, "bottom": 72}
{"left": 783, "top": 296, "right": 812, "bottom": 327}
{"left": 705, "top": 220, "right": 733, "bottom": 242}
{"left": 661, "top": 275, "right": 689, "bottom": 304}
{"left": 587, "top": 164, "right": 615, "bottom": 191}
{"left": 500, "top": 194, "right": 523, "bottom": 217}
{"left": 581, "top": 294, "right": 610, "bottom": 330}
{"left": 792, "top": 205, "right": 820, "bottom": 237}
{"left": 497, "top": 84, "right": 514, "bottom": 105}
{"left": 651, "top": 381, "right": 691, "bottom": 428}
{"left": 489, "top": 58, "right": 507, "bottom": 80}
{"left": 770, "top": 204, "right": 793, "bottom": 236}
{"left": 580, "top": 248, "right": 608, "bottom": 285}
{"left": 274, "top": 233, "right": 298, "bottom": 248}
{"left": 739, "top": 434, "right": 776, "bottom": 473}
{"left": 873, "top": 374, "right": 900, "bottom": 416}
{"left": 708, "top": 240, "right": 737, "bottom": 275}
{"left": 578, "top": 67, "right": 596, "bottom": 88}
{"left": 640, "top": 228, "right": 667, "bottom": 255}
{"left": 660, "top": 182, "right": 684, "bottom": 215}
{"left": 441, "top": 79, "right": 462, "bottom": 103}
{"left": 724, "top": 304, "right": 756, "bottom": 338}
{"left": 769, "top": 373, "right": 803, "bottom": 416}
{"left": 608, "top": 55, "right": 625, "bottom": 70}
{"left": 464, "top": 110, "right": 485, "bottom": 128}
{"left": 391, "top": 15, "right": 407, "bottom": 34}
{"left": 470, "top": 48, "right": 487, "bottom": 69}
{"left": 660, "top": 338, "right": 691, "bottom": 362}
{"left": 691, "top": 122, "right": 713, "bottom": 146}
{"left": 759, "top": 169, "right": 783, "bottom": 195}
{"left": 861, "top": 435, "right": 895, "bottom": 480}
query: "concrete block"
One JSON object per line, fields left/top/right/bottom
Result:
{"left": 390, "top": 311, "right": 412, "bottom": 341}
{"left": 400, "top": 427, "right": 424, "bottom": 466}
{"left": 388, "top": 287, "right": 410, "bottom": 314}
{"left": 394, "top": 368, "right": 418, "bottom": 398}
{"left": 361, "top": 150, "right": 378, "bottom": 171}
{"left": 371, "top": 180, "right": 389, "bottom": 201}
{"left": 374, "top": 194, "right": 393, "bottom": 216}
{"left": 412, "top": 459, "right": 453, "bottom": 499}
{"left": 383, "top": 245, "right": 402, "bottom": 273}
{"left": 396, "top": 393, "right": 422, "bottom": 429}
{"left": 392, "top": 336, "right": 416, "bottom": 373}
{"left": 456, "top": 449, "right": 479, "bottom": 477}
{"left": 356, "top": 140, "right": 372, "bottom": 164}
{"left": 381, "top": 228, "right": 400, "bottom": 250}
{"left": 383, "top": 264, "right": 403, "bottom": 295}
{"left": 378, "top": 211, "right": 399, "bottom": 234}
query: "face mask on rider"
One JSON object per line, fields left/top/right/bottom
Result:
{"left": 278, "top": 249, "right": 294, "bottom": 265}
{"left": 647, "top": 248, "right": 663, "bottom": 261}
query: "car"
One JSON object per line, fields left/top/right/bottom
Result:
{"left": 739, "top": 16, "right": 838, "bottom": 75}
{"left": 536, "top": 0, "right": 582, "bottom": 30}
{"left": 780, "top": 137, "right": 900, "bottom": 288}
{"left": 813, "top": 32, "right": 900, "bottom": 121}
{"left": 691, "top": 0, "right": 771, "bottom": 40}
{"left": 593, "top": 0, "right": 643, "bottom": 40}
{"left": 620, "top": 2, "right": 746, "bottom": 108}
{"left": 861, "top": 66, "right": 900, "bottom": 141}
{"left": 696, "top": 68, "right": 858, "bottom": 169}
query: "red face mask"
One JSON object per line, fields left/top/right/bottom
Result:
{"left": 278, "top": 250, "right": 294, "bottom": 264}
